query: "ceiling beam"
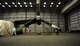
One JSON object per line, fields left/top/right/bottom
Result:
{"left": 61, "top": 0, "right": 79, "bottom": 13}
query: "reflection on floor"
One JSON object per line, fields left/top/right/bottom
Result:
{"left": 0, "top": 33, "right": 80, "bottom": 46}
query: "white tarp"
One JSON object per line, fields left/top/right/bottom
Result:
{"left": 0, "top": 20, "right": 14, "bottom": 36}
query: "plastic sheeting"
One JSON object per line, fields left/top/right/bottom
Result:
{"left": 0, "top": 20, "right": 14, "bottom": 36}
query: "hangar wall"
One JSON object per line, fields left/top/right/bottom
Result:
{"left": 68, "top": 8, "right": 80, "bottom": 31}
{"left": 0, "top": 8, "right": 65, "bottom": 33}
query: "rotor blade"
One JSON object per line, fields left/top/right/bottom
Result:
{"left": 41, "top": 19, "right": 52, "bottom": 26}
{"left": 41, "top": 19, "right": 60, "bottom": 29}
{"left": 17, "top": 18, "right": 36, "bottom": 31}
{"left": 13, "top": 20, "right": 32, "bottom": 28}
{"left": 24, "top": 18, "right": 36, "bottom": 27}
{"left": 41, "top": 19, "right": 62, "bottom": 32}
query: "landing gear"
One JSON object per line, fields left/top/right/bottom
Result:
{"left": 56, "top": 28, "right": 62, "bottom": 35}
{"left": 56, "top": 31, "right": 59, "bottom": 35}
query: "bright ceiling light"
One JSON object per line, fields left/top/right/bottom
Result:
{"left": 30, "top": 5, "right": 33, "bottom": 7}
{"left": 0, "top": 3, "right": 1, "bottom": 5}
{"left": 8, "top": 5, "right": 11, "bottom": 7}
{"left": 58, "top": 2, "right": 61, "bottom": 4}
{"left": 51, "top": 2, "right": 54, "bottom": 4}
{"left": 20, "top": 5, "right": 22, "bottom": 7}
{"left": 24, "top": 2, "right": 26, "bottom": 4}
{"left": 50, "top": 5, "right": 52, "bottom": 7}
{"left": 18, "top": 2, "right": 20, "bottom": 5}
{"left": 56, "top": 5, "right": 59, "bottom": 7}
{"left": 29, "top": 2, "right": 32, "bottom": 4}
{"left": 43, "top": 5, "right": 46, "bottom": 7}
{"left": 25, "top": 5, "right": 28, "bottom": 7}
{"left": 44, "top": 2, "right": 46, "bottom": 4}
{"left": 12, "top": 2, "right": 15, "bottom": 5}
{"left": 2, "top": 5, "right": 5, "bottom": 7}
{"left": 15, "top": 5, "right": 17, "bottom": 7}
{"left": 5, "top": 2, "right": 8, "bottom": 5}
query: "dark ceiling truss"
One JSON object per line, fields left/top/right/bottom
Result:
{"left": 0, "top": 0, "right": 36, "bottom": 8}
{"left": 0, "top": 0, "right": 68, "bottom": 9}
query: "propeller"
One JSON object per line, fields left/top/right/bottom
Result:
{"left": 16, "top": 0, "right": 62, "bottom": 34}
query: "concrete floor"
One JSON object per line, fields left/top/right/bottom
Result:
{"left": 0, "top": 33, "right": 80, "bottom": 46}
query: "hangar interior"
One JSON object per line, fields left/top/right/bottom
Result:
{"left": 0, "top": 0, "right": 80, "bottom": 46}
{"left": 0, "top": 0, "right": 80, "bottom": 34}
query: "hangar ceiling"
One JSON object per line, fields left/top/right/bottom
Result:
{"left": 0, "top": 0, "right": 68, "bottom": 8}
{"left": 0, "top": 0, "right": 79, "bottom": 13}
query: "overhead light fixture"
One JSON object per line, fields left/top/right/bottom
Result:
{"left": 20, "top": 5, "right": 22, "bottom": 7}
{"left": 51, "top": 2, "right": 54, "bottom": 4}
{"left": 24, "top": 2, "right": 26, "bottom": 4}
{"left": 2, "top": 5, "right": 5, "bottom": 7}
{"left": 44, "top": 2, "right": 46, "bottom": 4}
{"left": 0, "top": 3, "right": 1, "bottom": 5}
{"left": 12, "top": 2, "right": 15, "bottom": 5}
{"left": 18, "top": 2, "right": 20, "bottom": 5}
{"left": 5, "top": 2, "right": 8, "bottom": 5}
{"left": 50, "top": 5, "right": 52, "bottom": 7}
{"left": 30, "top": 5, "right": 33, "bottom": 7}
{"left": 56, "top": 5, "right": 59, "bottom": 7}
{"left": 8, "top": 5, "right": 11, "bottom": 7}
{"left": 15, "top": 5, "right": 17, "bottom": 7}
{"left": 58, "top": 2, "right": 61, "bottom": 4}
{"left": 29, "top": 2, "right": 32, "bottom": 4}
{"left": 25, "top": 5, "right": 28, "bottom": 7}
{"left": 43, "top": 5, "right": 46, "bottom": 7}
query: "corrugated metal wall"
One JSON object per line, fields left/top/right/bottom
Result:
{"left": 0, "top": 8, "right": 65, "bottom": 33}
{"left": 58, "top": 14, "right": 65, "bottom": 32}
{"left": 68, "top": 9, "right": 80, "bottom": 31}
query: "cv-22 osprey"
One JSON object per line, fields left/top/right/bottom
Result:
{"left": 13, "top": 0, "right": 62, "bottom": 35}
